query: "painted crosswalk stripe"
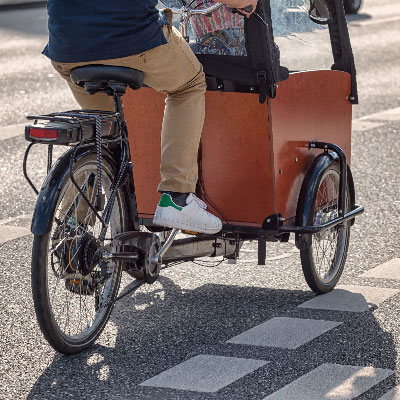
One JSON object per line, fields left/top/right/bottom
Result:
{"left": 140, "top": 354, "right": 267, "bottom": 393}
{"left": 352, "top": 120, "right": 385, "bottom": 132}
{"left": 298, "top": 285, "right": 399, "bottom": 312}
{"left": 379, "top": 387, "right": 400, "bottom": 399}
{"left": 357, "top": 16, "right": 400, "bottom": 27}
{"left": 0, "top": 213, "right": 31, "bottom": 226}
{"left": 360, "top": 107, "right": 400, "bottom": 122}
{"left": 0, "top": 122, "right": 25, "bottom": 142}
{"left": 227, "top": 317, "right": 342, "bottom": 349}
{"left": 263, "top": 364, "right": 394, "bottom": 400}
{"left": 361, "top": 258, "right": 400, "bottom": 280}
{"left": 0, "top": 225, "right": 31, "bottom": 244}
{"left": 351, "top": 106, "right": 400, "bottom": 132}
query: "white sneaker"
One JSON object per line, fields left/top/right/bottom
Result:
{"left": 153, "top": 193, "right": 222, "bottom": 234}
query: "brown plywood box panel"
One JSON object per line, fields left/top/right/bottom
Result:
{"left": 123, "top": 88, "right": 165, "bottom": 215}
{"left": 123, "top": 70, "right": 352, "bottom": 227}
{"left": 200, "top": 91, "right": 274, "bottom": 225}
{"left": 270, "top": 70, "right": 352, "bottom": 221}
{"left": 123, "top": 88, "right": 274, "bottom": 224}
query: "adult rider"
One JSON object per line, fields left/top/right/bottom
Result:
{"left": 43, "top": 0, "right": 257, "bottom": 234}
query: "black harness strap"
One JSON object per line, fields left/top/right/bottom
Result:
{"left": 245, "top": 0, "right": 281, "bottom": 103}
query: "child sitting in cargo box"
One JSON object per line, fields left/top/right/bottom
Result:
{"left": 189, "top": 1, "right": 247, "bottom": 56}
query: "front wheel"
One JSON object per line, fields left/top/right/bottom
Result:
{"left": 297, "top": 161, "right": 350, "bottom": 294}
{"left": 31, "top": 152, "right": 129, "bottom": 354}
{"left": 344, "top": 0, "right": 362, "bottom": 14}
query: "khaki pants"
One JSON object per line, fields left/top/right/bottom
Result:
{"left": 52, "top": 24, "right": 206, "bottom": 194}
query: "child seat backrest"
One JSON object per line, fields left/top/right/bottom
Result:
{"left": 192, "top": 0, "right": 289, "bottom": 103}
{"left": 245, "top": 0, "right": 289, "bottom": 102}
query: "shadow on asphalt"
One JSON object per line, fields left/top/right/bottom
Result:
{"left": 346, "top": 12, "right": 372, "bottom": 23}
{"left": 26, "top": 274, "right": 397, "bottom": 399}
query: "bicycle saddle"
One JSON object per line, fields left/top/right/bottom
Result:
{"left": 70, "top": 65, "right": 144, "bottom": 95}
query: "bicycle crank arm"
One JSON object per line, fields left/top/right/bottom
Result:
{"left": 150, "top": 228, "right": 178, "bottom": 266}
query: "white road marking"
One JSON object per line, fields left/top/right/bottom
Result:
{"left": 298, "top": 285, "right": 399, "bottom": 312}
{"left": 263, "top": 364, "right": 394, "bottom": 400}
{"left": 379, "top": 387, "right": 400, "bottom": 400}
{"left": 361, "top": 258, "right": 400, "bottom": 280}
{"left": 0, "top": 225, "right": 30, "bottom": 244}
{"left": 0, "top": 122, "right": 26, "bottom": 142}
{"left": 356, "top": 16, "right": 400, "bottom": 27}
{"left": 0, "top": 213, "right": 31, "bottom": 226}
{"left": 227, "top": 317, "right": 342, "bottom": 349}
{"left": 0, "top": 0, "right": 44, "bottom": 4}
{"left": 352, "top": 107, "right": 400, "bottom": 132}
{"left": 352, "top": 120, "right": 385, "bottom": 132}
{"left": 139, "top": 354, "right": 267, "bottom": 393}
{"left": 360, "top": 107, "right": 400, "bottom": 122}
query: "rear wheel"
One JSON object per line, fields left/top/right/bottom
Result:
{"left": 298, "top": 162, "right": 350, "bottom": 293}
{"left": 31, "top": 152, "right": 129, "bottom": 354}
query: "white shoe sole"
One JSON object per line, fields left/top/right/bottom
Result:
{"left": 152, "top": 216, "right": 222, "bottom": 234}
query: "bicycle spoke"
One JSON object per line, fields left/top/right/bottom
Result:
{"left": 44, "top": 161, "right": 122, "bottom": 343}
{"left": 310, "top": 168, "right": 348, "bottom": 285}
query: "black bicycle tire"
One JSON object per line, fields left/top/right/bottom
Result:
{"left": 299, "top": 162, "right": 350, "bottom": 294}
{"left": 343, "top": 0, "right": 362, "bottom": 14}
{"left": 31, "top": 152, "right": 128, "bottom": 354}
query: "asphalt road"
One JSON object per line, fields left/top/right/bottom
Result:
{"left": 0, "top": 1, "right": 400, "bottom": 399}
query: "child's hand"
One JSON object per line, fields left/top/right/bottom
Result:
{"left": 238, "top": 0, "right": 257, "bottom": 18}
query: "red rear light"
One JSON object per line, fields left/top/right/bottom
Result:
{"left": 29, "top": 128, "right": 58, "bottom": 139}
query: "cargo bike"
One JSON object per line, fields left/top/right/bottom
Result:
{"left": 24, "top": 0, "right": 364, "bottom": 354}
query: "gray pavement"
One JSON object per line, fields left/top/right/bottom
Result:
{"left": 0, "top": 0, "right": 43, "bottom": 5}
{"left": 1, "top": 1, "right": 400, "bottom": 399}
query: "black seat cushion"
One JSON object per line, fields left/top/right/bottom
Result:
{"left": 70, "top": 65, "right": 144, "bottom": 90}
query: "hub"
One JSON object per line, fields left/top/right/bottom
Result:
{"left": 315, "top": 208, "right": 338, "bottom": 241}
{"left": 59, "top": 230, "right": 100, "bottom": 276}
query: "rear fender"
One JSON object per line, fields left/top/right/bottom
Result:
{"left": 31, "top": 147, "right": 94, "bottom": 235}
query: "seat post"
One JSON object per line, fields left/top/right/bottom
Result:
{"left": 113, "top": 93, "right": 125, "bottom": 120}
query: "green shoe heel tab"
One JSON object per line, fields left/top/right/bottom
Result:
{"left": 158, "top": 193, "right": 183, "bottom": 211}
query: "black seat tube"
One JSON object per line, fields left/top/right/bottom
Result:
{"left": 113, "top": 94, "right": 125, "bottom": 120}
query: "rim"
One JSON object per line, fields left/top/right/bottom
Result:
{"left": 45, "top": 160, "right": 122, "bottom": 343}
{"left": 311, "top": 168, "right": 348, "bottom": 285}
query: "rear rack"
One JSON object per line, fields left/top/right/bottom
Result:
{"left": 23, "top": 109, "right": 124, "bottom": 197}
{"left": 26, "top": 109, "right": 118, "bottom": 120}
{"left": 25, "top": 109, "right": 120, "bottom": 145}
